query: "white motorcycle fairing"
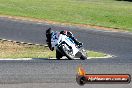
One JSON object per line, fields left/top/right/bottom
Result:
{"left": 51, "top": 32, "right": 79, "bottom": 56}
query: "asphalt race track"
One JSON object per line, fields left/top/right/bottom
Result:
{"left": 0, "top": 17, "right": 132, "bottom": 88}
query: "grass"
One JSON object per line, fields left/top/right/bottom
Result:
{"left": 0, "top": 0, "right": 132, "bottom": 31}
{"left": 88, "top": 51, "right": 107, "bottom": 57}
{"left": 0, "top": 40, "right": 106, "bottom": 59}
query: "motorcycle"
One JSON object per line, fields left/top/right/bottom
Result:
{"left": 46, "top": 28, "right": 87, "bottom": 60}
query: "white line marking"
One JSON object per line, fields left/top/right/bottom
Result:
{"left": 0, "top": 55, "right": 113, "bottom": 60}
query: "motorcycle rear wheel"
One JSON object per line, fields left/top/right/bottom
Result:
{"left": 56, "top": 50, "right": 63, "bottom": 60}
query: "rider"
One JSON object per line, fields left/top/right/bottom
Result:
{"left": 46, "top": 28, "right": 82, "bottom": 51}
{"left": 60, "top": 30, "right": 82, "bottom": 46}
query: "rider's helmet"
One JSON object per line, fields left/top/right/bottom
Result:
{"left": 60, "top": 30, "right": 73, "bottom": 37}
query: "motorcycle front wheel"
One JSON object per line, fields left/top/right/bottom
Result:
{"left": 79, "top": 49, "right": 87, "bottom": 60}
{"left": 80, "top": 54, "right": 87, "bottom": 60}
{"left": 61, "top": 45, "right": 74, "bottom": 60}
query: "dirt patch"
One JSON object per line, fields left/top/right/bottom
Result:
{"left": 0, "top": 15, "right": 128, "bottom": 32}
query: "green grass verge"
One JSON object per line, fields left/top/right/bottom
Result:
{"left": 0, "top": 0, "right": 132, "bottom": 31}
{"left": 88, "top": 51, "right": 107, "bottom": 57}
{"left": 0, "top": 41, "right": 106, "bottom": 58}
